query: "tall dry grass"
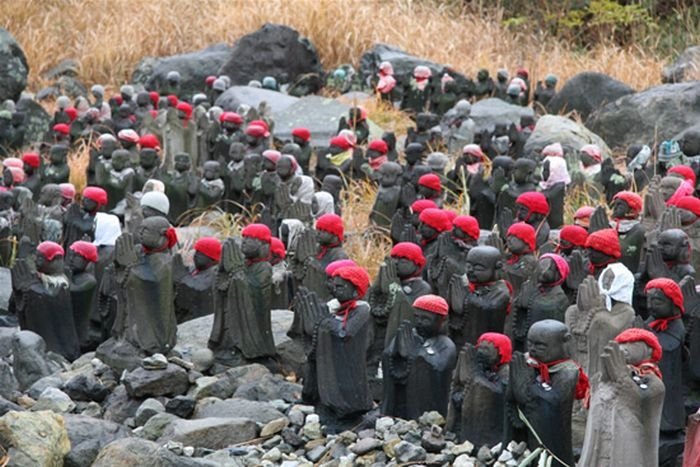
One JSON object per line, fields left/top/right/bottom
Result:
{"left": 2, "top": 0, "right": 666, "bottom": 92}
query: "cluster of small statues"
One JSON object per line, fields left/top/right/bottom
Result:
{"left": 1, "top": 59, "right": 700, "bottom": 467}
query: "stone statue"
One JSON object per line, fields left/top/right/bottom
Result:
{"left": 585, "top": 228, "right": 623, "bottom": 278}
{"left": 164, "top": 153, "right": 198, "bottom": 222}
{"left": 446, "top": 332, "right": 511, "bottom": 446}
{"left": 533, "top": 74, "right": 558, "bottom": 110}
{"left": 426, "top": 215, "right": 479, "bottom": 298}
{"left": 579, "top": 329, "right": 665, "bottom": 467}
{"left": 539, "top": 155, "right": 568, "bottom": 229}
{"left": 401, "top": 66, "right": 433, "bottom": 115}
{"left": 63, "top": 186, "right": 107, "bottom": 248}
{"left": 382, "top": 295, "right": 457, "bottom": 420}
{"left": 417, "top": 173, "right": 443, "bottom": 207}
{"left": 100, "top": 149, "right": 134, "bottom": 212}
{"left": 417, "top": 207, "right": 451, "bottom": 260}
{"left": 496, "top": 158, "right": 537, "bottom": 225}
{"left": 505, "top": 320, "right": 589, "bottom": 467}
{"left": 66, "top": 241, "right": 98, "bottom": 352}
{"left": 133, "top": 148, "right": 162, "bottom": 191}
{"left": 20, "top": 152, "right": 41, "bottom": 198}
{"left": 513, "top": 191, "right": 551, "bottom": 249}
{"left": 174, "top": 237, "right": 220, "bottom": 323}
{"left": 611, "top": 191, "right": 645, "bottom": 273}
{"left": 369, "top": 162, "right": 403, "bottom": 229}
{"left": 473, "top": 69, "right": 494, "bottom": 100}
{"left": 291, "top": 127, "right": 313, "bottom": 174}
{"left": 503, "top": 222, "right": 538, "bottom": 296}
{"left": 195, "top": 161, "right": 225, "bottom": 209}
{"left": 337, "top": 107, "right": 369, "bottom": 146}
{"left": 444, "top": 100, "right": 475, "bottom": 155}
{"left": 12, "top": 241, "right": 80, "bottom": 361}
{"left": 42, "top": 144, "right": 70, "bottom": 185}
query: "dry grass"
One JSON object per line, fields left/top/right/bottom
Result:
{"left": 2, "top": 0, "right": 667, "bottom": 93}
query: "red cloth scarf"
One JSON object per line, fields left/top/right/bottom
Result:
{"left": 528, "top": 356, "right": 590, "bottom": 406}
{"left": 143, "top": 227, "right": 177, "bottom": 254}
{"left": 317, "top": 242, "right": 340, "bottom": 261}
{"left": 632, "top": 361, "right": 663, "bottom": 380}
{"left": 649, "top": 314, "right": 681, "bottom": 332}
{"left": 336, "top": 299, "right": 357, "bottom": 329}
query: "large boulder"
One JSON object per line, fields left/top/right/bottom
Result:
{"left": 662, "top": 45, "right": 700, "bottom": 83}
{"left": 158, "top": 417, "right": 257, "bottom": 449}
{"left": 547, "top": 72, "right": 635, "bottom": 121}
{"left": 523, "top": 115, "right": 612, "bottom": 159}
{"left": 15, "top": 97, "right": 50, "bottom": 147}
{"left": 273, "top": 95, "right": 383, "bottom": 146}
{"left": 131, "top": 44, "right": 232, "bottom": 99}
{"left": 587, "top": 81, "right": 700, "bottom": 149}
{"left": 192, "top": 398, "right": 285, "bottom": 424}
{"left": 359, "top": 43, "right": 466, "bottom": 81}
{"left": 470, "top": 98, "right": 534, "bottom": 134}
{"left": 12, "top": 331, "right": 65, "bottom": 391}
{"left": 63, "top": 415, "right": 130, "bottom": 467}
{"left": 0, "top": 410, "right": 70, "bottom": 467}
{"left": 0, "top": 29, "right": 28, "bottom": 102}
{"left": 214, "top": 85, "right": 298, "bottom": 114}
{"left": 92, "top": 438, "right": 160, "bottom": 467}
{"left": 123, "top": 364, "right": 189, "bottom": 398}
{"left": 218, "top": 24, "right": 322, "bottom": 85}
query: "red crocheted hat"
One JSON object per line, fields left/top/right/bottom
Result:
{"left": 390, "top": 242, "right": 426, "bottom": 269}
{"left": 612, "top": 191, "right": 643, "bottom": 213}
{"left": 413, "top": 294, "right": 448, "bottom": 316}
{"left": 53, "top": 123, "right": 70, "bottom": 135}
{"left": 368, "top": 140, "right": 388, "bottom": 154}
{"left": 673, "top": 196, "right": 700, "bottom": 216}
{"left": 332, "top": 266, "right": 370, "bottom": 299}
{"left": 292, "top": 127, "right": 311, "bottom": 142}
{"left": 645, "top": 278, "right": 684, "bottom": 313}
{"left": 668, "top": 165, "right": 697, "bottom": 186}
{"left": 37, "top": 241, "right": 64, "bottom": 261}
{"left": 585, "top": 228, "right": 621, "bottom": 259}
{"left": 205, "top": 76, "right": 216, "bottom": 87}
{"left": 516, "top": 191, "right": 549, "bottom": 215}
{"left": 540, "top": 253, "right": 569, "bottom": 282}
{"left": 411, "top": 199, "right": 438, "bottom": 214}
{"left": 315, "top": 213, "right": 344, "bottom": 241}
{"left": 559, "top": 225, "right": 588, "bottom": 247}
{"left": 176, "top": 102, "right": 192, "bottom": 119}
{"left": 242, "top": 224, "right": 272, "bottom": 244}
{"left": 419, "top": 208, "right": 451, "bottom": 232}
{"left": 65, "top": 107, "right": 78, "bottom": 122}
{"left": 139, "top": 134, "right": 161, "bottom": 150}
{"left": 82, "top": 186, "right": 108, "bottom": 206}
{"left": 167, "top": 95, "right": 179, "bottom": 107}
{"left": 21, "top": 153, "right": 40, "bottom": 169}
{"left": 614, "top": 328, "right": 662, "bottom": 363}
{"left": 418, "top": 173, "right": 442, "bottom": 192}
{"left": 329, "top": 135, "right": 353, "bottom": 151}
{"left": 452, "top": 215, "right": 480, "bottom": 240}
{"left": 325, "top": 259, "right": 357, "bottom": 276}
{"left": 507, "top": 222, "right": 536, "bottom": 252}
{"left": 574, "top": 206, "right": 595, "bottom": 220}
{"left": 270, "top": 237, "right": 286, "bottom": 259}
{"left": 194, "top": 237, "right": 222, "bottom": 262}
{"left": 477, "top": 332, "right": 513, "bottom": 366}
{"left": 70, "top": 240, "right": 98, "bottom": 263}
{"left": 220, "top": 112, "right": 243, "bottom": 125}
{"left": 245, "top": 124, "right": 268, "bottom": 138}
{"left": 60, "top": 183, "right": 75, "bottom": 200}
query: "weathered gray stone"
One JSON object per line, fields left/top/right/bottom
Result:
{"left": 662, "top": 45, "right": 700, "bottom": 83}
{"left": 92, "top": 438, "right": 160, "bottom": 467}
{"left": 63, "top": 414, "right": 130, "bottom": 467}
{"left": 193, "top": 398, "right": 284, "bottom": 424}
{"left": 190, "top": 363, "right": 270, "bottom": 400}
{"left": 102, "top": 385, "right": 141, "bottom": 424}
{"left": 95, "top": 337, "right": 143, "bottom": 374}
{"left": 165, "top": 395, "right": 196, "bottom": 419}
{"left": 523, "top": 115, "right": 612, "bottom": 159}
{"left": 158, "top": 417, "right": 257, "bottom": 449}
{"left": 260, "top": 417, "right": 289, "bottom": 437}
{"left": 547, "top": 72, "right": 635, "bottom": 121}
{"left": 134, "top": 398, "right": 166, "bottom": 426}
{"left": 394, "top": 440, "right": 426, "bottom": 463}
{"left": 232, "top": 373, "right": 302, "bottom": 403}
{"left": 31, "top": 387, "right": 75, "bottom": 413}
{"left": 0, "top": 410, "right": 70, "bottom": 467}
{"left": 139, "top": 412, "right": 177, "bottom": 441}
{"left": 63, "top": 373, "right": 110, "bottom": 402}
{"left": 15, "top": 97, "right": 50, "bottom": 147}
{"left": 0, "top": 359, "right": 17, "bottom": 399}
{"left": 470, "top": 98, "right": 535, "bottom": 134}
{"left": 359, "top": 43, "right": 466, "bottom": 82}
{"left": 0, "top": 28, "right": 28, "bottom": 102}
{"left": 12, "top": 330, "right": 64, "bottom": 391}
{"left": 123, "top": 364, "right": 189, "bottom": 398}
{"left": 214, "top": 85, "right": 298, "bottom": 114}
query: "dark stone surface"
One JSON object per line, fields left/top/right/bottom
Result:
{"left": 123, "top": 364, "right": 190, "bottom": 398}
{"left": 662, "top": 45, "right": 700, "bottom": 83}
{"left": 165, "top": 395, "right": 196, "bottom": 419}
{"left": 218, "top": 24, "right": 322, "bottom": 85}
{"left": 192, "top": 398, "right": 285, "bottom": 424}
{"left": 214, "top": 85, "right": 298, "bottom": 114}
{"left": 63, "top": 414, "right": 131, "bottom": 467}
{"left": 547, "top": 72, "right": 635, "bottom": 121}
{"left": 359, "top": 43, "right": 466, "bottom": 82}
{"left": 15, "top": 97, "right": 50, "bottom": 149}
{"left": 63, "top": 373, "right": 110, "bottom": 402}
{"left": 470, "top": 98, "right": 534, "bottom": 134}
{"left": 0, "top": 28, "right": 28, "bottom": 102}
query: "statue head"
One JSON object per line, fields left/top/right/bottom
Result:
{"left": 38, "top": 184, "right": 61, "bottom": 206}
{"left": 0, "top": 191, "right": 13, "bottom": 211}
{"left": 139, "top": 148, "right": 159, "bottom": 170}
{"left": 281, "top": 142, "right": 302, "bottom": 160}
{"left": 390, "top": 242, "right": 425, "bottom": 279}
{"left": 477, "top": 332, "right": 512, "bottom": 371}
{"left": 21, "top": 153, "right": 40, "bottom": 176}
{"left": 66, "top": 240, "right": 97, "bottom": 273}
{"left": 515, "top": 191, "right": 549, "bottom": 224}
{"left": 477, "top": 69, "right": 489, "bottom": 82}
{"left": 174, "top": 153, "right": 192, "bottom": 173}
{"left": 645, "top": 278, "right": 683, "bottom": 320}
{"left": 675, "top": 196, "right": 700, "bottom": 226}
{"left": 405, "top": 143, "right": 425, "bottom": 165}
{"left": 681, "top": 130, "right": 700, "bottom": 157}
{"left": 585, "top": 228, "right": 621, "bottom": 269}
{"left": 137, "top": 216, "right": 171, "bottom": 251}
{"left": 659, "top": 176, "right": 683, "bottom": 202}
{"left": 193, "top": 237, "right": 221, "bottom": 271}
{"left": 111, "top": 149, "right": 130, "bottom": 172}
{"left": 320, "top": 175, "right": 342, "bottom": 198}
{"left": 512, "top": 158, "right": 535, "bottom": 184}
{"left": 49, "top": 145, "right": 68, "bottom": 165}
{"left": 452, "top": 215, "right": 479, "bottom": 247}
{"left": 292, "top": 127, "right": 311, "bottom": 147}
{"left": 166, "top": 70, "right": 181, "bottom": 88}
{"left": 658, "top": 228, "right": 689, "bottom": 263}
{"left": 506, "top": 222, "right": 536, "bottom": 255}
{"left": 140, "top": 191, "right": 170, "bottom": 218}
{"left": 36, "top": 241, "right": 65, "bottom": 275}
{"left": 466, "top": 246, "right": 503, "bottom": 284}
{"left": 202, "top": 161, "right": 221, "bottom": 181}
{"left": 315, "top": 213, "right": 344, "bottom": 247}
{"left": 412, "top": 295, "right": 448, "bottom": 338}
{"left": 418, "top": 208, "right": 449, "bottom": 244}
{"left": 538, "top": 253, "right": 569, "bottom": 287}
{"left": 558, "top": 225, "right": 588, "bottom": 254}
{"left": 241, "top": 223, "right": 271, "bottom": 260}
{"left": 229, "top": 142, "right": 246, "bottom": 163}
{"left": 611, "top": 191, "right": 642, "bottom": 220}
{"left": 11, "top": 186, "right": 31, "bottom": 211}
{"left": 614, "top": 328, "right": 661, "bottom": 365}
{"left": 378, "top": 162, "right": 402, "bottom": 188}
{"left": 527, "top": 319, "right": 571, "bottom": 363}
{"left": 329, "top": 265, "right": 370, "bottom": 302}
{"left": 276, "top": 155, "right": 296, "bottom": 180}
{"left": 136, "top": 91, "right": 151, "bottom": 108}
{"left": 98, "top": 135, "right": 117, "bottom": 157}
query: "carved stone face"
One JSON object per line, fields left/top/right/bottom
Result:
{"left": 379, "top": 166, "right": 401, "bottom": 188}
{"left": 39, "top": 184, "right": 61, "bottom": 206}
{"left": 679, "top": 207, "right": 698, "bottom": 225}
{"left": 66, "top": 248, "right": 89, "bottom": 272}
{"left": 241, "top": 237, "right": 264, "bottom": 260}
{"left": 506, "top": 234, "right": 528, "bottom": 255}
{"left": 413, "top": 308, "right": 442, "bottom": 338}
{"left": 646, "top": 288, "right": 678, "bottom": 319}
{"left": 394, "top": 257, "right": 419, "bottom": 279}
{"left": 587, "top": 248, "right": 613, "bottom": 267}
{"left": 203, "top": 162, "right": 220, "bottom": 180}
{"left": 466, "top": 247, "right": 501, "bottom": 284}
{"left": 537, "top": 257, "right": 559, "bottom": 285}
{"left": 419, "top": 223, "right": 438, "bottom": 243}
{"left": 276, "top": 158, "right": 294, "bottom": 179}
{"left": 229, "top": 143, "right": 245, "bottom": 163}
{"left": 527, "top": 320, "right": 569, "bottom": 363}
{"left": 139, "top": 150, "right": 158, "bottom": 170}
{"left": 618, "top": 341, "right": 652, "bottom": 365}
{"left": 512, "top": 160, "right": 534, "bottom": 184}
{"left": 0, "top": 192, "right": 13, "bottom": 211}
{"left": 658, "top": 229, "right": 687, "bottom": 261}
{"left": 194, "top": 251, "right": 216, "bottom": 271}
{"left": 514, "top": 203, "right": 530, "bottom": 222}
{"left": 315, "top": 229, "right": 338, "bottom": 246}
{"left": 659, "top": 177, "right": 682, "bottom": 202}
{"left": 100, "top": 140, "right": 117, "bottom": 157}
{"left": 330, "top": 276, "right": 358, "bottom": 302}
{"left": 611, "top": 199, "right": 629, "bottom": 219}
{"left": 476, "top": 340, "right": 500, "bottom": 369}
{"left": 36, "top": 252, "right": 64, "bottom": 275}
{"left": 138, "top": 219, "right": 167, "bottom": 250}
{"left": 81, "top": 198, "right": 98, "bottom": 213}
{"left": 601, "top": 268, "right": 615, "bottom": 290}
{"left": 405, "top": 146, "right": 423, "bottom": 165}
{"left": 50, "top": 147, "right": 67, "bottom": 165}
{"left": 174, "top": 155, "right": 191, "bottom": 172}
{"left": 111, "top": 151, "right": 130, "bottom": 172}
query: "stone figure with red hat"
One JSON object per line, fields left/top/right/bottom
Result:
{"left": 382, "top": 294, "right": 457, "bottom": 420}
{"left": 501, "top": 221, "right": 538, "bottom": 297}
{"left": 291, "top": 127, "right": 313, "bottom": 174}
{"left": 20, "top": 152, "right": 41, "bottom": 198}
{"left": 405, "top": 112, "right": 442, "bottom": 151}
{"left": 163, "top": 152, "right": 198, "bottom": 222}
{"left": 369, "top": 161, "right": 403, "bottom": 230}
{"left": 63, "top": 186, "right": 108, "bottom": 249}
{"left": 99, "top": 149, "right": 135, "bottom": 212}
{"left": 337, "top": 106, "right": 369, "bottom": 146}
{"left": 608, "top": 190, "right": 646, "bottom": 273}
{"left": 495, "top": 158, "right": 537, "bottom": 232}
{"left": 213, "top": 111, "right": 244, "bottom": 161}
{"left": 426, "top": 215, "right": 479, "bottom": 298}
{"left": 42, "top": 144, "right": 70, "bottom": 185}
{"left": 401, "top": 66, "right": 433, "bottom": 115}
{"left": 66, "top": 240, "right": 98, "bottom": 352}
{"left": 447, "top": 332, "right": 512, "bottom": 446}
{"left": 173, "top": 236, "right": 220, "bottom": 323}
{"left": 417, "top": 207, "right": 451, "bottom": 261}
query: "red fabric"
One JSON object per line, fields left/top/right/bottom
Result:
{"left": 220, "top": 112, "right": 243, "bottom": 125}
{"left": 138, "top": 134, "right": 161, "bottom": 150}
{"left": 245, "top": 124, "right": 268, "bottom": 138}
{"left": 325, "top": 259, "right": 357, "bottom": 276}
{"left": 329, "top": 136, "right": 353, "bottom": 151}
{"left": 332, "top": 265, "right": 370, "bottom": 299}
{"left": 242, "top": 223, "right": 272, "bottom": 244}
{"left": 21, "top": 153, "right": 40, "bottom": 169}
{"left": 7, "top": 167, "right": 24, "bottom": 184}
{"left": 53, "top": 123, "right": 70, "bottom": 135}
{"left": 292, "top": 127, "right": 311, "bottom": 142}
{"left": 368, "top": 139, "right": 388, "bottom": 154}
{"left": 580, "top": 144, "right": 602, "bottom": 163}
{"left": 205, "top": 75, "right": 217, "bottom": 87}
{"left": 507, "top": 222, "right": 536, "bottom": 252}
{"left": 262, "top": 150, "right": 281, "bottom": 165}
{"left": 585, "top": 228, "right": 621, "bottom": 259}
{"left": 149, "top": 91, "right": 159, "bottom": 107}
{"left": 165, "top": 227, "right": 178, "bottom": 249}
{"left": 167, "top": 95, "right": 178, "bottom": 107}
{"left": 528, "top": 356, "right": 590, "bottom": 402}
{"left": 615, "top": 328, "right": 662, "bottom": 363}
{"left": 540, "top": 253, "right": 569, "bottom": 284}
{"left": 673, "top": 195, "right": 700, "bottom": 216}
{"left": 176, "top": 102, "right": 193, "bottom": 122}
{"left": 2, "top": 158, "right": 21, "bottom": 169}
{"left": 452, "top": 215, "right": 480, "bottom": 240}
{"left": 270, "top": 237, "right": 286, "bottom": 259}
{"left": 65, "top": 107, "right": 78, "bottom": 122}
{"left": 559, "top": 225, "right": 588, "bottom": 247}
{"left": 117, "top": 129, "right": 139, "bottom": 143}
{"left": 249, "top": 120, "right": 269, "bottom": 133}
{"left": 413, "top": 294, "right": 448, "bottom": 316}
{"left": 612, "top": 191, "right": 643, "bottom": 214}
{"left": 645, "top": 278, "right": 684, "bottom": 314}
{"left": 419, "top": 208, "right": 451, "bottom": 233}
{"left": 194, "top": 237, "right": 222, "bottom": 262}
{"left": 70, "top": 240, "right": 98, "bottom": 263}
{"left": 411, "top": 199, "right": 437, "bottom": 214}
{"left": 316, "top": 213, "right": 344, "bottom": 241}
{"left": 37, "top": 241, "right": 64, "bottom": 261}
{"left": 462, "top": 144, "right": 485, "bottom": 159}
{"left": 444, "top": 210, "right": 457, "bottom": 222}
{"left": 574, "top": 206, "right": 595, "bottom": 220}
{"left": 390, "top": 242, "right": 426, "bottom": 269}
{"left": 82, "top": 186, "right": 108, "bottom": 206}
{"left": 516, "top": 67, "right": 529, "bottom": 80}
{"left": 542, "top": 143, "right": 563, "bottom": 157}
{"left": 112, "top": 95, "right": 123, "bottom": 105}
{"left": 668, "top": 165, "right": 697, "bottom": 186}
{"left": 60, "top": 183, "right": 75, "bottom": 200}
{"left": 418, "top": 173, "right": 442, "bottom": 192}
{"left": 516, "top": 191, "right": 549, "bottom": 215}
{"left": 477, "top": 332, "right": 513, "bottom": 366}
{"left": 369, "top": 155, "right": 388, "bottom": 170}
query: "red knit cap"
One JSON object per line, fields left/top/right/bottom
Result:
{"left": 463, "top": 144, "right": 485, "bottom": 159}
{"left": 242, "top": 224, "right": 272, "bottom": 244}
{"left": 65, "top": 107, "right": 78, "bottom": 122}
{"left": 292, "top": 127, "right": 311, "bottom": 142}
{"left": 673, "top": 196, "right": 700, "bottom": 216}
{"left": 615, "top": 328, "right": 662, "bottom": 363}
{"left": 37, "top": 241, "right": 64, "bottom": 261}
{"left": 585, "top": 228, "right": 621, "bottom": 259}
{"left": 574, "top": 206, "right": 595, "bottom": 220}
{"left": 149, "top": 91, "right": 159, "bottom": 107}
{"left": 444, "top": 210, "right": 457, "bottom": 222}
{"left": 315, "top": 213, "right": 344, "bottom": 241}
{"left": 413, "top": 294, "right": 448, "bottom": 316}
{"left": 262, "top": 150, "right": 281, "bottom": 164}
{"left": 329, "top": 136, "right": 353, "bottom": 151}
{"left": 249, "top": 120, "right": 269, "bottom": 133}
{"left": 60, "top": 183, "right": 75, "bottom": 200}
{"left": 118, "top": 129, "right": 139, "bottom": 143}
{"left": 21, "top": 153, "right": 40, "bottom": 169}
{"left": 559, "top": 225, "right": 588, "bottom": 247}
{"left": 516, "top": 191, "right": 549, "bottom": 215}
{"left": 220, "top": 112, "right": 243, "bottom": 125}
{"left": 452, "top": 215, "right": 480, "bottom": 240}
{"left": 205, "top": 76, "right": 217, "bottom": 87}
{"left": 540, "top": 253, "right": 569, "bottom": 282}
{"left": 270, "top": 237, "right": 286, "bottom": 259}
{"left": 167, "top": 95, "right": 179, "bottom": 107}
{"left": 645, "top": 278, "right": 684, "bottom": 313}
{"left": 176, "top": 102, "right": 193, "bottom": 119}
{"left": 7, "top": 167, "right": 24, "bottom": 184}
{"left": 70, "top": 240, "right": 98, "bottom": 263}
{"left": 390, "top": 242, "right": 426, "bottom": 269}
{"left": 53, "top": 123, "right": 70, "bottom": 135}
{"left": 418, "top": 173, "right": 442, "bottom": 193}
{"left": 419, "top": 208, "right": 451, "bottom": 233}
{"left": 477, "top": 332, "right": 513, "bottom": 366}
{"left": 668, "top": 165, "right": 697, "bottom": 186}
{"left": 368, "top": 140, "right": 388, "bottom": 154}
{"left": 332, "top": 266, "right": 370, "bottom": 299}
{"left": 612, "top": 191, "right": 643, "bottom": 213}
{"left": 139, "top": 134, "right": 161, "bottom": 150}
{"left": 82, "top": 186, "right": 108, "bottom": 206}
{"left": 194, "top": 237, "right": 222, "bottom": 262}
{"left": 507, "top": 222, "right": 536, "bottom": 252}
{"left": 325, "top": 259, "right": 357, "bottom": 276}
{"left": 411, "top": 199, "right": 438, "bottom": 214}
{"left": 245, "top": 124, "right": 268, "bottom": 138}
